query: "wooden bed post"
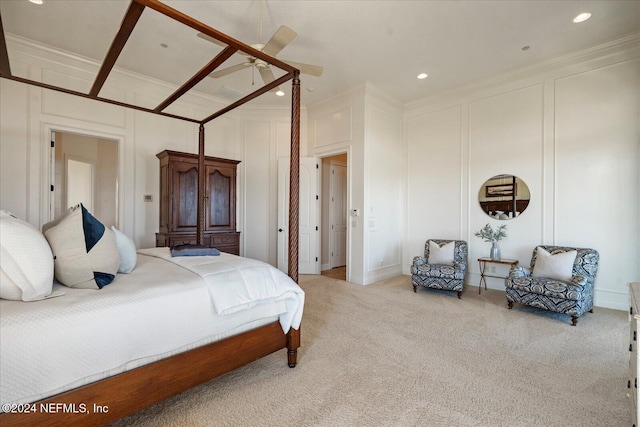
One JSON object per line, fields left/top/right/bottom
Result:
{"left": 286, "top": 71, "right": 301, "bottom": 368}
{"left": 197, "top": 123, "right": 206, "bottom": 245}
{"left": 288, "top": 71, "right": 301, "bottom": 284}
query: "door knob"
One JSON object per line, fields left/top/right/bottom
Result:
{"left": 278, "top": 228, "right": 283, "bottom": 232}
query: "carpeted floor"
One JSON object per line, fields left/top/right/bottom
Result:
{"left": 113, "top": 274, "right": 631, "bottom": 426}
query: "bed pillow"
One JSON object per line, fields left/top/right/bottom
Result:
{"left": 171, "top": 244, "right": 220, "bottom": 257}
{"left": 0, "top": 211, "right": 63, "bottom": 301}
{"left": 427, "top": 241, "right": 455, "bottom": 265}
{"left": 111, "top": 226, "right": 136, "bottom": 273}
{"left": 532, "top": 247, "right": 577, "bottom": 282}
{"left": 43, "top": 204, "right": 119, "bottom": 289}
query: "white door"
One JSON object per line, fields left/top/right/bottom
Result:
{"left": 277, "top": 157, "right": 319, "bottom": 275}
{"left": 330, "top": 162, "right": 347, "bottom": 268}
{"left": 66, "top": 157, "right": 95, "bottom": 213}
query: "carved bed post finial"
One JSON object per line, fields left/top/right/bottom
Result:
{"left": 197, "top": 123, "right": 206, "bottom": 245}
{"left": 288, "top": 71, "right": 301, "bottom": 284}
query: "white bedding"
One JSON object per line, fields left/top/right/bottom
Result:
{"left": 0, "top": 249, "right": 304, "bottom": 407}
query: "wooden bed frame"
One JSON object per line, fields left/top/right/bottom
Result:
{"left": 0, "top": 1, "right": 302, "bottom": 425}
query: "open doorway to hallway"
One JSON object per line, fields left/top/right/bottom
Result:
{"left": 320, "top": 153, "right": 347, "bottom": 281}
{"left": 52, "top": 131, "right": 118, "bottom": 226}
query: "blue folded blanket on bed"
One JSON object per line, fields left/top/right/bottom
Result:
{"left": 170, "top": 244, "right": 221, "bottom": 257}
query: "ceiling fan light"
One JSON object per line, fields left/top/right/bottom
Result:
{"left": 417, "top": 73, "right": 428, "bottom": 80}
{"left": 573, "top": 12, "right": 591, "bottom": 23}
{"left": 276, "top": 90, "right": 285, "bottom": 97}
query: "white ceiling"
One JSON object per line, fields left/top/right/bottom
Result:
{"left": 2, "top": 0, "right": 639, "bottom": 108}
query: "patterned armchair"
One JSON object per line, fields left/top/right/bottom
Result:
{"left": 505, "top": 245, "right": 599, "bottom": 326}
{"left": 411, "top": 239, "right": 468, "bottom": 298}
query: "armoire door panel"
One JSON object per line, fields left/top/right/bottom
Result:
{"left": 206, "top": 165, "right": 236, "bottom": 231}
{"left": 172, "top": 162, "right": 198, "bottom": 232}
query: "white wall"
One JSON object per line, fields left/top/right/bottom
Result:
{"left": 308, "top": 87, "right": 365, "bottom": 283}
{"left": 308, "top": 83, "right": 403, "bottom": 285}
{"left": 364, "top": 86, "right": 404, "bottom": 284}
{"left": 0, "top": 36, "right": 305, "bottom": 267}
{"left": 404, "top": 34, "right": 639, "bottom": 310}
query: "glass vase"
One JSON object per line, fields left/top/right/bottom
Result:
{"left": 490, "top": 241, "right": 500, "bottom": 261}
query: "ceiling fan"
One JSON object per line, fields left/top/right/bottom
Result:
{"left": 197, "top": 1, "right": 323, "bottom": 92}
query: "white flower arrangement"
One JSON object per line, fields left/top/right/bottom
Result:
{"left": 474, "top": 223, "right": 507, "bottom": 243}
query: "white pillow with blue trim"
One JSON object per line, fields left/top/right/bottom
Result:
{"left": 43, "top": 204, "right": 120, "bottom": 289}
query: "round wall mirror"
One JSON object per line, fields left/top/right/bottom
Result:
{"left": 478, "top": 174, "right": 530, "bottom": 220}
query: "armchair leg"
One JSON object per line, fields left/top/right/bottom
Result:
{"left": 457, "top": 291, "right": 462, "bottom": 299}
{"left": 589, "top": 308, "right": 594, "bottom": 313}
{"left": 571, "top": 316, "right": 578, "bottom": 326}
{"left": 412, "top": 284, "right": 417, "bottom": 293}
{"left": 507, "top": 300, "right": 513, "bottom": 309}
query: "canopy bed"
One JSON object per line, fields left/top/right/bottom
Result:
{"left": 0, "top": 0, "right": 303, "bottom": 425}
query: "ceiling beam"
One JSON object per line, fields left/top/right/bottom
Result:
{"left": 135, "top": 0, "right": 297, "bottom": 74}
{"left": 89, "top": 0, "right": 146, "bottom": 97}
{"left": 154, "top": 45, "right": 237, "bottom": 112}
{"left": 201, "top": 72, "right": 293, "bottom": 124}
{"left": 6, "top": 75, "right": 200, "bottom": 123}
{"left": 0, "top": 15, "right": 11, "bottom": 77}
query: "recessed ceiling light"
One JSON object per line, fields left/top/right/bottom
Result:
{"left": 417, "top": 73, "right": 428, "bottom": 80}
{"left": 276, "top": 90, "right": 285, "bottom": 97}
{"left": 573, "top": 13, "right": 591, "bottom": 23}
{"left": 28, "top": 0, "right": 43, "bottom": 4}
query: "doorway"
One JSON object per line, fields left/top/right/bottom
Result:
{"left": 321, "top": 153, "right": 347, "bottom": 281}
{"left": 52, "top": 131, "right": 119, "bottom": 226}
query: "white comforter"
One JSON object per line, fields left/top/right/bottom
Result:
{"left": 0, "top": 249, "right": 304, "bottom": 407}
{"left": 139, "top": 247, "right": 304, "bottom": 332}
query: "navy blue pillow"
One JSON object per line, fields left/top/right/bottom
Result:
{"left": 170, "top": 244, "right": 221, "bottom": 257}
{"left": 81, "top": 204, "right": 105, "bottom": 252}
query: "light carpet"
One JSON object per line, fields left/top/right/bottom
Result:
{"left": 114, "top": 274, "right": 631, "bottom": 426}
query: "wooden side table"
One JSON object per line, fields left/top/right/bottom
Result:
{"left": 477, "top": 257, "right": 519, "bottom": 294}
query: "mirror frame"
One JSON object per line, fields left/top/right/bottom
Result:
{"left": 478, "top": 174, "right": 530, "bottom": 220}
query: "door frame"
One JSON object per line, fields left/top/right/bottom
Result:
{"left": 329, "top": 159, "right": 347, "bottom": 269}
{"left": 43, "top": 123, "right": 125, "bottom": 228}
{"left": 318, "top": 149, "right": 350, "bottom": 281}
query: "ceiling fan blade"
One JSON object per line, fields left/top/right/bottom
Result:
{"left": 196, "top": 32, "right": 228, "bottom": 48}
{"left": 282, "top": 60, "right": 324, "bottom": 77}
{"left": 262, "top": 25, "right": 297, "bottom": 57}
{"left": 258, "top": 67, "right": 279, "bottom": 92}
{"left": 208, "top": 63, "right": 252, "bottom": 78}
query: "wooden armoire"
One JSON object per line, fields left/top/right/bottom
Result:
{"left": 155, "top": 150, "right": 240, "bottom": 255}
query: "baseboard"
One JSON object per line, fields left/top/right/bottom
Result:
{"left": 365, "top": 264, "right": 403, "bottom": 285}
{"left": 594, "top": 288, "right": 629, "bottom": 311}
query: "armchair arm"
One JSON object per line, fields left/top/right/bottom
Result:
{"left": 508, "top": 266, "right": 531, "bottom": 279}
{"left": 412, "top": 256, "right": 426, "bottom": 267}
{"left": 570, "top": 275, "right": 588, "bottom": 286}
{"left": 452, "top": 260, "right": 467, "bottom": 272}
